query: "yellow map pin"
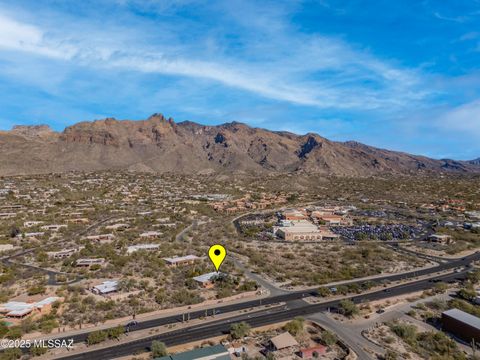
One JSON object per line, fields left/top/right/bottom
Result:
{"left": 208, "top": 244, "right": 227, "bottom": 272}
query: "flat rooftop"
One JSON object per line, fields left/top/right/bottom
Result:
{"left": 443, "top": 308, "right": 480, "bottom": 330}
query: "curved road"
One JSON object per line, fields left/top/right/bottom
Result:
{"left": 57, "top": 269, "right": 470, "bottom": 360}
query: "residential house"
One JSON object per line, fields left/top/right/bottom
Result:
{"left": 127, "top": 244, "right": 160, "bottom": 254}
{"left": 163, "top": 255, "right": 201, "bottom": 267}
{"left": 92, "top": 280, "right": 118, "bottom": 296}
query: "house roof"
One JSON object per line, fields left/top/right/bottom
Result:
{"left": 270, "top": 332, "right": 299, "bottom": 350}
{"left": 0, "top": 297, "right": 60, "bottom": 315}
{"left": 443, "top": 308, "right": 480, "bottom": 330}
{"left": 127, "top": 244, "right": 160, "bottom": 253}
{"left": 193, "top": 272, "right": 224, "bottom": 283}
{"left": 163, "top": 255, "right": 200, "bottom": 264}
{"left": 7, "top": 308, "right": 33, "bottom": 317}
{"left": 93, "top": 280, "right": 118, "bottom": 294}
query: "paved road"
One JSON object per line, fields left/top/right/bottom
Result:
{"left": 175, "top": 221, "right": 196, "bottom": 242}
{"left": 1, "top": 259, "right": 81, "bottom": 286}
{"left": 46, "top": 252, "right": 480, "bottom": 347}
{"left": 56, "top": 269, "right": 470, "bottom": 360}
{"left": 385, "top": 242, "right": 447, "bottom": 263}
{"left": 9, "top": 249, "right": 477, "bottom": 359}
{"left": 308, "top": 312, "right": 380, "bottom": 360}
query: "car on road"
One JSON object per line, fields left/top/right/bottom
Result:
{"left": 376, "top": 308, "right": 385, "bottom": 314}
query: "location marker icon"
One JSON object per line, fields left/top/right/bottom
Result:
{"left": 208, "top": 244, "right": 227, "bottom": 272}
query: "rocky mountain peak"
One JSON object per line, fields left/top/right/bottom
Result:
{"left": 10, "top": 125, "right": 55, "bottom": 139}
{"left": 1, "top": 115, "right": 479, "bottom": 176}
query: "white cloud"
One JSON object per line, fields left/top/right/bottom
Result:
{"left": 437, "top": 100, "right": 480, "bottom": 136}
{"left": 433, "top": 12, "right": 468, "bottom": 23}
{"left": 0, "top": 13, "right": 76, "bottom": 59}
{"left": 0, "top": 13, "right": 42, "bottom": 49}
{"left": 0, "top": 7, "right": 431, "bottom": 111}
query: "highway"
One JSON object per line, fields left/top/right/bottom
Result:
{"left": 57, "top": 268, "right": 470, "bottom": 360}
{"left": 49, "top": 251, "right": 477, "bottom": 347}
{"left": 49, "top": 252, "right": 480, "bottom": 349}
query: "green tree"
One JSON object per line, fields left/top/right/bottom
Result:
{"left": 0, "top": 321, "right": 8, "bottom": 337}
{"left": 151, "top": 340, "right": 168, "bottom": 357}
{"left": 384, "top": 350, "right": 398, "bottom": 360}
{"left": 467, "top": 269, "right": 480, "bottom": 284}
{"left": 107, "top": 325, "right": 124, "bottom": 340}
{"left": 432, "top": 282, "right": 448, "bottom": 294}
{"left": 321, "top": 330, "right": 337, "bottom": 346}
{"left": 87, "top": 330, "right": 108, "bottom": 345}
{"left": 5, "top": 327, "right": 22, "bottom": 339}
{"left": 27, "top": 284, "right": 46, "bottom": 296}
{"left": 230, "top": 322, "right": 251, "bottom": 339}
{"left": 40, "top": 319, "right": 58, "bottom": 334}
{"left": 317, "top": 287, "right": 331, "bottom": 297}
{"left": 458, "top": 287, "right": 476, "bottom": 301}
{"left": 284, "top": 317, "right": 304, "bottom": 336}
{"left": 339, "top": 299, "right": 359, "bottom": 318}
{"left": 30, "top": 345, "right": 48, "bottom": 357}
{"left": 0, "top": 348, "right": 22, "bottom": 360}
{"left": 389, "top": 322, "right": 417, "bottom": 346}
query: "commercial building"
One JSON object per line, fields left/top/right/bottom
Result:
{"left": 442, "top": 308, "right": 480, "bottom": 343}
{"left": 276, "top": 220, "right": 321, "bottom": 241}
{"left": 276, "top": 220, "right": 338, "bottom": 241}
{"left": 282, "top": 209, "right": 307, "bottom": 221}
{"left": 427, "top": 234, "right": 454, "bottom": 244}
{"left": 155, "top": 344, "right": 230, "bottom": 360}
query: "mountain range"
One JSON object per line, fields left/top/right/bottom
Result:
{"left": 0, "top": 114, "right": 479, "bottom": 176}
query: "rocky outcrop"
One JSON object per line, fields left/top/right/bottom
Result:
{"left": 0, "top": 114, "right": 478, "bottom": 176}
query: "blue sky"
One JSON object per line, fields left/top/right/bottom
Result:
{"left": 0, "top": 0, "right": 480, "bottom": 160}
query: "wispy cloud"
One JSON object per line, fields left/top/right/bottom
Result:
{"left": 436, "top": 100, "right": 480, "bottom": 136}
{"left": 0, "top": 5, "right": 431, "bottom": 111}
{"left": 0, "top": 0, "right": 479, "bottom": 159}
{"left": 433, "top": 11, "right": 469, "bottom": 23}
